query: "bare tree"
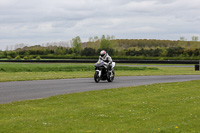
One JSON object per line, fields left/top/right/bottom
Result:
{"left": 180, "top": 36, "right": 186, "bottom": 41}
{"left": 192, "top": 36, "right": 199, "bottom": 41}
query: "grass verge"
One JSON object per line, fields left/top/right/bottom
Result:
{"left": 0, "top": 80, "right": 200, "bottom": 132}
{"left": 0, "top": 63, "right": 158, "bottom": 72}
{"left": 0, "top": 63, "right": 199, "bottom": 82}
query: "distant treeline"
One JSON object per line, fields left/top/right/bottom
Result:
{"left": 1, "top": 37, "right": 200, "bottom": 60}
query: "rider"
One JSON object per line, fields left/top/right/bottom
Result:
{"left": 99, "top": 50, "right": 113, "bottom": 70}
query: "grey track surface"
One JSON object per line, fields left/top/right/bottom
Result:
{"left": 0, "top": 75, "right": 200, "bottom": 104}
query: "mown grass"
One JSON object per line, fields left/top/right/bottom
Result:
{"left": 0, "top": 63, "right": 158, "bottom": 72}
{"left": 0, "top": 80, "right": 200, "bottom": 132}
{"left": 0, "top": 63, "right": 199, "bottom": 82}
{"left": 0, "top": 63, "right": 159, "bottom": 82}
{"left": 117, "top": 66, "right": 200, "bottom": 76}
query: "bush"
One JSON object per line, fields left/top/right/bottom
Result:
{"left": 28, "top": 55, "right": 33, "bottom": 60}
{"left": 7, "top": 56, "right": 12, "bottom": 60}
{"left": 15, "top": 55, "right": 21, "bottom": 60}
{"left": 23, "top": 56, "right": 28, "bottom": 60}
{"left": 36, "top": 56, "right": 41, "bottom": 60}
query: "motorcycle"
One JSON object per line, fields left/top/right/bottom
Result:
{"left": 94, "top": 59, "right": 115, "bottom": 83}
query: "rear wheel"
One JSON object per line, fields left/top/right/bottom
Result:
{"left": 94, "top": 71, "right": 100, "bottom": 83}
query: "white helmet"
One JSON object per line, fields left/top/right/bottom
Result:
{"left": 100, "top": 50, "right": 106, "bottom": 58}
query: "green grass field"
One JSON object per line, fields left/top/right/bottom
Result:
{"left": 0, "top": 63, "right": 159, "bottom": 72}
{"left": 0, "top": 63, "right": 199, "bottom": 82}
{"left": 0, "top": 80, "right": 199, "bottom": 132}
{"left": 0, "top": 63, "right": 200, "bottom": 132}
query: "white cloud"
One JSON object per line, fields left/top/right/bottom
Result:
{"left": 0, "top": 0, "right": 200, "bottom": 50}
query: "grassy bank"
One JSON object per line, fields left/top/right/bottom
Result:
{"left": 0, "top": 63, "right": 158, "bottom": 72}
{"left": 0, "top": 63, "right": 199, "bottom": 82}
{"left": 0, "top": 63, "right": 158, "bottom": 82}
{"left": 0, "top": 80, "right": 199, "bottom": 132}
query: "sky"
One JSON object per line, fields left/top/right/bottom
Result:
{"left": 0, "top": 0, "right": 200, "bottom": 50}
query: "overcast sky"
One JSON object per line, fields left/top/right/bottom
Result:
{"left": 0, "top": 0, "right": 200, "bottom": 50}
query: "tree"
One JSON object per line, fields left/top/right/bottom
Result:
{"left": 192, "top": 36, "right": 199, "bottom": 41}
{"left": 88, "top": 37, "right": 93, "bottom": 42}
{"left": 81, "top": 48, "right": 96, "bottom": 56}
{"left": 100, "top": 37, "right": 111, "bottom": 50}
{"left": 14, "top": 43, "right": 26, "bottom": 50}
{"left": 106, "top": 35, "right": 111, "bottom": 40}
{"left": 110, "top": 35, "right": 115, "bottom": 40}
{"left": 101, "top": 35, "right": 106, "bottom": 40}
{"left": 94, "top": 36, "right": 99, "bottom": 42}
{"left": 180, "top": 37, "right": 186, "bottom": 41}
{"left": 71, "top": 36, "right": 82, "bottom": 55}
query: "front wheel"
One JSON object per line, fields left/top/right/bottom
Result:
{"left": 94, "top": 71, "right": 100, "bottom": 83}
{"left": 107, "top": 70, "right": 115, "bottom": 82}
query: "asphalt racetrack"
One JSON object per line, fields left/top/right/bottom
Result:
{"left": 0, "top": 75, "right": 200, "bottom": 104}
